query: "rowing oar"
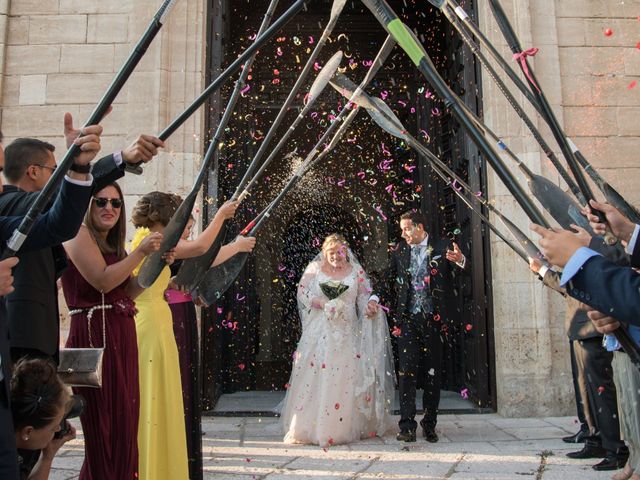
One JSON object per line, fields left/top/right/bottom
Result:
{"left": 194, "top": 37, "right": 396, "bottom": 303}
{"left": 173, "top": 50, "right": 344, "bottom": 290}
{"left": 0, "top": 0, "right": 178, "bottom": 259}
{"left": 452, "top": 100, "right": 592, "bottom": 232}
{"left": 428, "top": 0, "right": 584, "bottom": 206}
{"left": 329, "top": 73, "right": 545, "bottom": 264}
{"left": 124, "top": 0, "right": 314, "bottom": 175}
{"left": 360, "top": 0, "right": 549, "bottom": 229}
{"left": 174, "top": 1, "right": 348, "bottom": 289}
{"left": 485, "top": 0, "right": 624, "bottom": 236}
{"left": 136, "top": 0, "right": 281, "bottom": 288}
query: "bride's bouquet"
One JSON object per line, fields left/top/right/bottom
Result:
{"left": 320, "top": 280, "right": 349, "bottom": 300}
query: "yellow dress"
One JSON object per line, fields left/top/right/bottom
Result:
{"left": 131, "top": 228, "right": 189, "bottom": 480}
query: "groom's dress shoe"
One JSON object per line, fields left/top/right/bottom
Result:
{"left": 420, "top": 421, "right": 439, "bottom": 443}
{"left": 396, "top": 430, "right": 416, "bottom": 442}
{"left": 566, "top": 444, "right": 607, "bottom": 459}
{"left": 562, "top": 430, "right": 587, "bottom": 443}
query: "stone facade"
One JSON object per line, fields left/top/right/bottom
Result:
{"left": 0, "top": 0, "right": 638, "bottom": 417}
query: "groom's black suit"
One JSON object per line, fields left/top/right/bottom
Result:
{"left": 381, "top": 236, "right": 467, "bottom": 433}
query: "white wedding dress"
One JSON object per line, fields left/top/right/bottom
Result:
{"left": 280, "top": 254, "right": 395, "bottom": 447}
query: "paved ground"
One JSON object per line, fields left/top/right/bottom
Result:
{"left": 51, "top": 414, "right": 619, "bottom": 479}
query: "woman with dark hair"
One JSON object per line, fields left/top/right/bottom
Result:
{"left": 11, "top": 358, "right": 75, "bottom": 479}
{"left": 61, "top": 182, "right": 163, "bottom": 480}
{"left": 130, "top": 191, "right": 254, "bottom": 479}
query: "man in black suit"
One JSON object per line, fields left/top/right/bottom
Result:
{"left": 0, "top": 114, "right": 164, "bottom": 363}
{"left": 0, "top": 123, "right": 103, "bottom": 479}
{"left": 370, "top": 210, "right": 467, "bottom": 442}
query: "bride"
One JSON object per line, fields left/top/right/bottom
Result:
{"left": 281, "top": 233, "right": 394, "bottom": 447}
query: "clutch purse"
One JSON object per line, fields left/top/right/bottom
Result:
{"left": 58, "top": 293, "right": 110, "bottom": 388}
{"left": 58, "top": 347, "right": 104, "bottom": 387}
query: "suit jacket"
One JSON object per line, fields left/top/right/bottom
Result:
{"left": 0, "top": 154, "right": 124, "bottom": 357}
{"left": 0, "top": 178, "right": 96, "bottom": 403}
{"left": 541, "top": 237, "right": 628, "bottom": 340}
{"left": 565, "top": 255, "right": 640, "bottom": 328}
{"left": 381, "top": 237, "right": 467, "bottom": 324}
{"left": 633, "top": 234, "right": 640, "bottom": 269}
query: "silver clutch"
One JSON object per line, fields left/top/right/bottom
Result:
{"left": 58, "top": 347, "right": 104, "bottom": 388}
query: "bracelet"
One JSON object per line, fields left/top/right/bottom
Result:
{"left": 70, "top": 163, "right": 92, "bottom": 174}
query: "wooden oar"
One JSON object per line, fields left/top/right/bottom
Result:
{"left": 136, "top": 0, "right": 281, "bottom": 288}
{"left": 1, "top": 0, "right": 178, "bottom": 258}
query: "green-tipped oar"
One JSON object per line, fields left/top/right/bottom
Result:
{"left": 173, "top": 50, "right": 343, "bottom": 290}
{"left": 136, "top": 0, "right": 280, "bottom": 288}
{"left": 359, "top": 0, "right": 549, "bottom": 228}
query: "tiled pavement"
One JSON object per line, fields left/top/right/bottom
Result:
{"left": 51, "top": 414, "right": 618, "bottom": 479}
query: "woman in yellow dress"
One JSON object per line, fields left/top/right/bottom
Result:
{"left": 129, "top": 192, "right": 254, "bottom": 479}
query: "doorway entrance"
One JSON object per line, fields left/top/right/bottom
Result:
{"left": 201, "top": 0, "right": 496, "bottom": 413}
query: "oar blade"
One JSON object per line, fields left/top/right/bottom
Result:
{"left": 308, "top": 50, "right": 343, "bottom": 102}
{"left": 195, "top": 251, "right": 250, "bottom": 304}
{"left": 137, "top": 193, "right": 198, "bottom": 288}
{"left": 366, "top": 97, "right": 407, "bottom": 139}
{"left": 528, "top": 174, "right": 592, "bottom": 232}
{"left": 330, "top": 0, "right": 348, "bottom": 19}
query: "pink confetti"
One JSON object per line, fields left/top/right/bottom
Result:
{"left": 240, "top": 84, "right": 250, "bottom": 95}
{"left": 628, "top": 80, "right": 637, "bottom": 90}
{"left": 460, "top": 388, "right": 469, "bottom": 399}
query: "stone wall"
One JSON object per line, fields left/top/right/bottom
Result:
{"left": 478, "top": 0, "right": 640, "bottom": 416}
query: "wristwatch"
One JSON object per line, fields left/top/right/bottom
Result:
{"left": 69, "top": 163, "right": 92, "bottom": 174}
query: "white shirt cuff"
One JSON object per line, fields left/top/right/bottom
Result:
{"left": 64, "top": 174, "right": 94, "bottom": 187}
{"left": 113, "top": 151, "right": 124, "bottom": 166}
{"left": 538, "top": 265, "right": 550, "bottom": 278}
{"left": 625, "top": 224, "right": 640, "bottom": 255}
{"left": 456, "top": 254, "right": 466, "bottom": 269}
{"left": 369, "top": 295, "right": 380, "bottom": 303}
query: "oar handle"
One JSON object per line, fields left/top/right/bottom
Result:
{"left": 1, "top": 0, "right": 177, "bottom": 258}
{"left": 125, "top": 0, "right": 309, "bottom": 175}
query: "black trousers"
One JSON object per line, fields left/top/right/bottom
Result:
{"left": 574, "top": 337, "right": 625, "bottom": 453}
{"left": 0, "top": 382, "right": 18, "bottom": 480}
{"left": 396, "top": 313, "right": 443, "bottom": 432}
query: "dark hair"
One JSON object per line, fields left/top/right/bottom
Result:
{"left": 131, "top": 191, "right": 182, "bottom": 228}
{"left": 3, "top": 138, "right": 56, "bottom": 183}
{"left": 10, "top": 359, "right": 67, "bottom": 430}
{"left": 400, "top": 210, "right": 428, "bottom": 229}
{"left": 86, "top": 182, "right": 127, "bottom": 260}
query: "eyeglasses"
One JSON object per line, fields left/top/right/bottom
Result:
{"left": 92, "top": 197, "right": 123, "bottom": 209}
{"left": 33, "top": 164, "right": 57, "bottom": 172}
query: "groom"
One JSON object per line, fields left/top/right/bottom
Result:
{"left": 369, "top": 210, "right": 467, "bottom": 442}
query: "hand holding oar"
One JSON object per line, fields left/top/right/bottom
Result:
{"left": 1, "top": 0, "right": 178, "bottom": 259}
{"left": 360, "top": 0, "right": 549, "bottom": 228}
{"left": 136, "top": 0, "right": 280, "bottom": 288}
{"left": 173, "top": 50, "right": 344, "bottom": 291}
{"left": 194, "top": 37, "right": 396, "bottom": 301}
{"left": 232, "top": 0, "right": 349, "bottom": 202}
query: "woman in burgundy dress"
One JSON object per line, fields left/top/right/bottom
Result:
{"left": 61, "top": 182, "right": 163, "bottom": 480}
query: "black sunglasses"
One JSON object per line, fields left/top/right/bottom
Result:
{"left": 92, "top": 197, "right": 123, "bottom": 209}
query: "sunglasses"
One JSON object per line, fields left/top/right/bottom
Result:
{"left": 93, "top": 197, "right": 123, "bottom": 209}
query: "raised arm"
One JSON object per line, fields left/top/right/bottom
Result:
{"left": 174, "top": 201, "right": 238, "bottom": 259}
{"left": 64, "top": 225, "right": 162, "bottom": 294}
{"left": 211, "top": 236, "right": 256, "bottom": 266}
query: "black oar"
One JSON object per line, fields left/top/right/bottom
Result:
{"left": 330, "top": 73, "right": 544, "bottom": 263}
{"left": 173, "top": 51, "right": 343, "bottom": 290}
{"left": 484, "top": 0, "right": 614, "bottom": 232}
{"left": 136, "top": 0, "right": 281, "bottom": 287}
{"left": 194, "top": 37, "right": 396, "bottom": 302}
{"left": 124, "top": 0, "right": 313, "bottom": 175}
{"left": 429, "top": 0, "right": 584, "bottom": 206}
{"left": 1, "top": 0, "right": 178, "bottom": 259}
{"left": 360, "top": 0, "right": 549, "bottom": 228}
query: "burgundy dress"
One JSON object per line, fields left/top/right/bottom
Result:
{"left": 61, "top": 254, "right": 139, "bottom": 480}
